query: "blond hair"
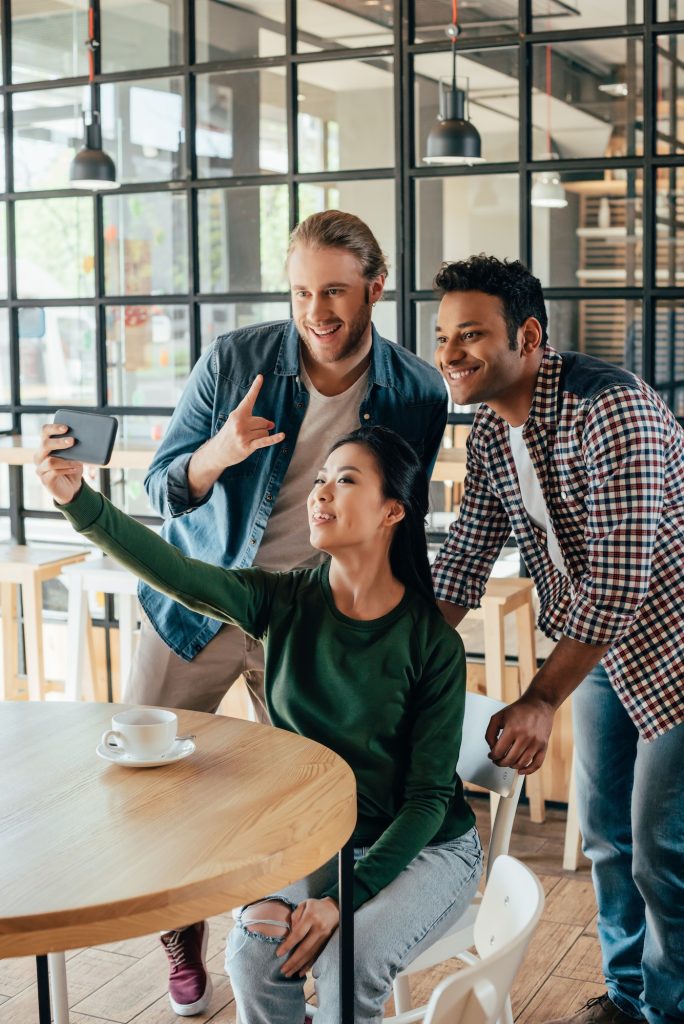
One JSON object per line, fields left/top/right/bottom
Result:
{"left": 288, "top": 210, "right": 388, "bottom": 281}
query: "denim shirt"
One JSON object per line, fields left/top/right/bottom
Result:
{"left": 142, "top": 319, "right": 448, "bottom": 659}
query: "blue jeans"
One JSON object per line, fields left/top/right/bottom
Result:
{"left": 573, "top": 665, "right": 684, "bottom": 1024}
{"left": 225, "top": 826, "right": 483, "bottom": 1024}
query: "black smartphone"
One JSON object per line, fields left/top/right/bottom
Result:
{"left": 52, "top": 409, "right": 119, "bottom": 466}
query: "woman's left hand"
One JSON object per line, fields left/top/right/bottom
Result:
{"left": 277, "top": 897, "right": 340, "bottom": 977}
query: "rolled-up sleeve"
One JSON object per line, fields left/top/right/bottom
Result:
{"left": 432, "top": 435, "right": 511, "bottom": 607}
{"left": 564, "top": 387, "right": 667, "bottom": 646}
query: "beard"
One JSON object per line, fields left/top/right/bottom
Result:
{"left": 297, "top": 301, "right": 373, "bottom": 366}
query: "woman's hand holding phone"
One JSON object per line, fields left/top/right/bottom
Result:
{"left": 34, "top": 423, "right": 85, "bottom": 506}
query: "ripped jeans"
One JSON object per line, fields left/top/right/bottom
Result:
{"left": 225, "top": 825, "right": 483, "bottom": 1024}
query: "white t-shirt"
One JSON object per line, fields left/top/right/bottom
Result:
{"left": 254, "top": 363, "right": 370, "bottom": 572}
{"left": 508, "top": 424, "right": 567, "bottom": 575}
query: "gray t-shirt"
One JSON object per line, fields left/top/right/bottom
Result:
{"left": 254, "top": 361, "right": 369, "bottom": 571}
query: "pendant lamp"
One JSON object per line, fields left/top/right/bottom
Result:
{"left": 531, "top": 45, "right": 567, "bottom": 210}
{"left": 424, "top": 0, "right": 484, "bottom": 166}
{"left": 70, "top": 0, "right": 119, "bottom": 191}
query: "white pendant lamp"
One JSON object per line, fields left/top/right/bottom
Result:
{"left": 531, "top": 45, "right": 567, "bottom": 210}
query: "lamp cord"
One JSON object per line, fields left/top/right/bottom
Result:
{"left": 546, "top": 43, "right": 552, "bottom": 157}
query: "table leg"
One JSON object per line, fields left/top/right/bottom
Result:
{"left": 36, "top": 955, "right": 51, "bottom": 1024}
{"left": 338, "top": 839, "right": 354, "bottom": 1024}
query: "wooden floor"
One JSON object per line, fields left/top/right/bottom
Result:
{"left": 0, "top": 798, "right": 603, "bottom": 1024}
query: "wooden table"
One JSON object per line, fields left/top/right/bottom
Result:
{"left": 0, "top": 702, "right": 357, "bottom": 1023}
{"left": 0, "top": 434, "right": 158, "bottom": 471}
{"left": 430, "top": 446, "right": 467, "bottom": 483}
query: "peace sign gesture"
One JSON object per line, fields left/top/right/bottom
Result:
{"left": 214, "top": 374, "right": 285, "bottom": 469}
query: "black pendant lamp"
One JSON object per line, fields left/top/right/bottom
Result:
{"left": 70, "top": 0, "right": 119, "bottom": 191}
{"left": 424, "top": 0, "right": 484, "bottom": 166}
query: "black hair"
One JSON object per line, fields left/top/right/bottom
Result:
{"left": 433, "top": 254, "right": 548, "bottom": 349}
{"left": 327, "top": 425, "right": 436, "bottom": 608}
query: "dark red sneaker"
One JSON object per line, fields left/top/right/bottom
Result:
{"left": 160, "top": 922, "right": 213, "bottom": 1016}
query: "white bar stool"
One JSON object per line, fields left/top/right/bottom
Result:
{"left": 60, "top": 557, "right": 139, "bottom": 702}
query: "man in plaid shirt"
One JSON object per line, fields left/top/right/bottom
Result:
{"left": 431, "top": 255, "right": 684, "bottom": 1024}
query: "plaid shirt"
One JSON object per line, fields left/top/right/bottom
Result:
{"left": 433, "top": 346, "right": 684, "bottom": 740}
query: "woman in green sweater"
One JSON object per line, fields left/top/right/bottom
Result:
{"left": 36, "top": 423, "right": 482, "bottom": 1024}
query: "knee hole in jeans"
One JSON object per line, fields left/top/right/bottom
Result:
{"left": 239, "top": 898, "right": 292, "bottom": 942}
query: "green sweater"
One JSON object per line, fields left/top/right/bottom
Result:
{"left": 61, "top": 484, "right": 475, "bottom": 909}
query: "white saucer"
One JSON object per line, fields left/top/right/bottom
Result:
{"left": 96, "top": 738, "right": 196, "bottom": 768}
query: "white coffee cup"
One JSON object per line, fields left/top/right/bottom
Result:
{"left": 101, "top": 709, "right": 178, "bottom": 759}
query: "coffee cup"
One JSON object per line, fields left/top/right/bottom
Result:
{"left": 101, "top": 708, "right": 177, "bottom": 759}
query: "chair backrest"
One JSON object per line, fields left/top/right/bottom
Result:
{"left": 456, "top": 691, "right": 525, "bottom": 876}
{"left": 423, "top": 856, "right": 545, "bottom": 1024}
{"left": 456, "top": 692, "right": 518, "bottom": 797}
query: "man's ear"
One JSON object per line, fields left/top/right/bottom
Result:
{"left": 369, "top": 275, "right": 386, "bottom": 305}
{"left": 520, "top": 316, "right": 543, "bottom": 355}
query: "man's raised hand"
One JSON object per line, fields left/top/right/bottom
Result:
{"left": 213, "top": 374, "right": 285, "bottom": 468}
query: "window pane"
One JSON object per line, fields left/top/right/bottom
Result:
{"left": 658, "top": 0, "right": 683, "bottom": 17}
{"left": 195, "top": 0, "right": 285, "bottom": 63}
{"left": 415, "top": 174, "right": 520, "bottom": 290}
{"left": 196, "top": 69, "right": 287, "bottom": 178}
{"left": 0, "top": 204, "right": 7, "bottom": 298}
{"left": 200, "top": 302, "right": 291, "bottom": 349}
{"left": 545, "top": 299, "right": 643, "bottom": 372}
{"left": 0, "top": 308, "right": 10, "bottom": 404}
{"left": 101, "top": 77, "right": 185, "bottom": 184}
{"left": 298, "top": 180, "right": 397, "bottom": 290}
{"left": 533, "top": 0, "right": 643, "bottom": 29}
{"left": 109, "top": 414, "right": 171, "bottom": 513}
{"left": 100, "top": 0, "right": 184, "bottom": 73}
{"left": 297, "top": 0, "right": 393, "bottom": 51}
{"left": 198, "top": 186, "right": 289, "bottom": 293}
{"left": 532, "top": 171, "right": 643, "bottom": 290}
{"left": 297, "top": 58, "right": 394, "bottom": 173}
{"left": 15, "top": 197, "right": 95, "bottom": 298}
{"left": 11, "top": 0, "right": 88, "bottom": 84}
{"left": 656, "top": 168, "right": 684, "bottom": 285}
{"left": 0, "top": 466, "right": 9, "bottom": 510}
{"left": 531, "top": 40, "right": 643, "bottom": 160}
{"left": 415, "top": 300, "right": 443, "bottom": 373}
{"left": 106, "top": 304, "right": 190, "bottom": 407}
{"left": 414, "top": 48, "right": 519, "bottom": 166}
{"left": 655, "top": 302, "right": 684, "bottom": 392}
{"left": 18, "top": 305, "right": 97, "bottom": 405}
{"left": 414, "top": 0, "right": 517, "bottom": 43}
{"left": 656, "top": 35, "right": 684, "bottom": 156}
{"left": 372, "top": 300, "right": 397, "bottom": 344}
{"left": 12, "top": 86, "right": 83, "bottom": 192}
{"left": 0, "top": 98, "right": 5, "bottom": 191}
{"left": 103, "top": 192, "right": 188, "bottom": 296}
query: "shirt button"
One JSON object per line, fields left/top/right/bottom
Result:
{"left": 561, "top": 490, "right": 567, "bottom": 499}
{"left": 266, "top": 494, "right": 273, "bottom": 502}
{"left": 296, "top": 402, "right": 303, "bottom": 409}
{"left": 250, "top": 537, "right": 256, "bottom": 544}
{"left": 363, "top": 413, "right": 370, "bottom": 421}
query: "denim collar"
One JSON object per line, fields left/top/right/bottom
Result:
{"left": 274, "top": 320, "right": 393, "bottom": 388}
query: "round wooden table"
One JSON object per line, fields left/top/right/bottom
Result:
{"left": 0, "top": 702, "right": 357, "bottom": 1022}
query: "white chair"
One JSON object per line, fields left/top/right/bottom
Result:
{"left": 385, "top": 691, "right": 524, "bottom": 1024}
{"left": 60, "top": 556, "right": 139, "bottom": 702}
{"left": 418, "top": 855, "right": 545, "bottom": 1024}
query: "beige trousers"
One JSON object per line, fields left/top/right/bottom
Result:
{"left": 125, "top": 612, "right": 267, "bottom": 721}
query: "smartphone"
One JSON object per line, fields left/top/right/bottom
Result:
{"left": 52, "top": 409, "right": 119, "bottom": 466}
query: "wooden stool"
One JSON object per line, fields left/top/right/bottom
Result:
{"left": 464, "top": 577, "right": 546, "bottom": 823}
{"left": 0, "top": 545, "right": 90, "bottom": 701}
{"left": 60, "top": 557, "right": 139, "bottom": 703}
{"left": 563, "top": 745, "right": 583, "bottom": 870}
